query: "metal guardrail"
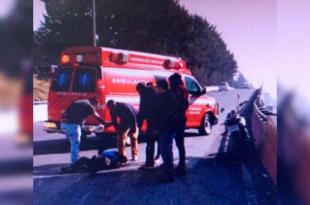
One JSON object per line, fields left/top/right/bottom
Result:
{"left": 33, "top": 101, "right": 48, "bottom": 122}
{"left": 253, "top": 100, "right": 268, "bottom": 122}
{"left": 251, "top": 96, "right": 277, "bottom": 185}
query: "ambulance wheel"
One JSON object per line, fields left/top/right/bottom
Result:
{"left": 199, "top": 113, "right": 212, "bottom": 136}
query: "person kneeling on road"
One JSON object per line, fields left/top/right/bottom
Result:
{"left": 61, "top": 97, "right": 106, "bottom": 172}
{"left": 105, "top": 100, "right": 139, "bottom": 165}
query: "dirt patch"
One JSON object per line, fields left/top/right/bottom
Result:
{"left": 0, "top": 73, "right": 22, "bottom": 107}
{"left": 34, "top": 77, "right": 51, "bottom": 101}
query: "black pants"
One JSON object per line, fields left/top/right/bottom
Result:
{"left": 145, "top": 123, "right": 158, "bottom": 166}
{"left": 175, "top": 127, "right": 186, "bottom": 167}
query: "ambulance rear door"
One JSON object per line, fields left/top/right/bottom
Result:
{"left": 48, "top": 66, "right": 100, "bottom": 123}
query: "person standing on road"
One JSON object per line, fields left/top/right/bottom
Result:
{"left": 105, "top": 100, "right": 139, "bottom": 164}
{"left": 156, "top": 79, "right": 177, "bottom": 183}
{"left": 61, "top": 97, "right": 106, "bottom": 166}
{"left": 169, "top": 73, "right": 189, "bottom": 175}
{"left": 136, "top": 82, "right": 160, "bottom": 170}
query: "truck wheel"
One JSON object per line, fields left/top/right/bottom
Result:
{"left": 198, "top": 113, "right": 212, "bottom": 136}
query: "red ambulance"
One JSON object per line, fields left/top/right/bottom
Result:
{"left": 44, "top": 46, "right": 219, "bottom": 137}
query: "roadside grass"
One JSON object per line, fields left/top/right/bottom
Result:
{"left": 0, "top": 72, "right": 22, "bottom": 107}
{"left": 34, "top": 76, "right": 51, "bottom": 101}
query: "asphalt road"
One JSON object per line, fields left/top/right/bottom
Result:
{"left": 33, "top": 89, "right": 276, "bottom": 205}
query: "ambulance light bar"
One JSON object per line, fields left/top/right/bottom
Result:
{"left": 60, "top": 53, "right": 100, "bottom": 65}
{"left": 60, "top": 54, "right": 70, "bottom": 64}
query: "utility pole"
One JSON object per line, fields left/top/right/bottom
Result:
{"left": 92, "top": 0, "right": 97, "bottom": 46}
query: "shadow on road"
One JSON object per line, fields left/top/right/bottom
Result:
{"left": 33, "top": 135, "right": 111, "bottom": 155}
{"left": 34, "top": 155, "right": 276, "bottom": 205}
{"left": 33, "top": 131, "right": 276, "bottom": 205}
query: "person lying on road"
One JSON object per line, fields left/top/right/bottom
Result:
{"left": 61, "top": 97, "right": 106, "bottom": 172}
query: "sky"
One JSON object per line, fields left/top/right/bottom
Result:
{"left": 0, "top": 0, "right": 16, "bottom": 18}
{"left": 32, "top": 0, "right": 310, "bottom": 101}
{"left": 276, "top": 0, "right": 310, "bottom": 102}
{"left": 179, "top": 0, "right": 277, "bottom": 96}
{"left": 33, "top": 0, "right": 46, "bottom": 31}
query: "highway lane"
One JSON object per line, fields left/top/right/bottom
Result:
{"left": 33, "top": 89, "right": 276, "bottom": 205}
{"left": 33, "top": 89, "right": 252, "bottom": 166}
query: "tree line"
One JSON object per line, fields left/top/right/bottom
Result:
{"left": 34, "top": 0, "right": 238, "bottom": 85}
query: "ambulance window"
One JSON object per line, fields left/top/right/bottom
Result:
{"left": 73, "top": 68, "right": 97, "bottom": 92}
{"left": 51, "top": 68, "right": 73, "bottom": 91}
{"left": 185, "top": 77, "right": 200, "bottom": 94}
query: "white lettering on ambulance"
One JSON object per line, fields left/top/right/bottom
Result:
{"left": 130, "top": 57, "right": 150, "bottom": 63}
{"left": 112, "top": 77, "right": 147, "bottom": 85}
{"left": 129, "top": 57, "right": 164, "bottom": 65}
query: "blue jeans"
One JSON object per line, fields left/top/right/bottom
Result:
{"left": 61, "top": 123, "right": 81, "bottom": 164}
{"left": 159, "top": 131, "right": 175, "bottom": 177}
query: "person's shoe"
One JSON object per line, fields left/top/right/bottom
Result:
{"left": 174, "top": 165, "right": 187, "bottom": 176}
{"left": 154, "top": 156, "right": 161, "bottom": 164}
{"left": 158, "top": 174, "right": 175, "bottom": 183}
{"left": 131, "top": 156, "right": 138, "bottom": 161}
{"left": 118, "top": 155, "right": 128, "bottom": 167}
{"left": 139, "top": 164, "right": 155, "bottom": 170}
{"left": 154, "top": 155, "right": 160, "bottom": 161}
{"left": 120, "top": 155, "right": 128, "bottom": 163}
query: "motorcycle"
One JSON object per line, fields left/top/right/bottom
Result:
{"left": 223, "top": 110, "right": 247, "bottom": 159}
{"left": 221, "top": 95, "right": 255, "bottom": 160}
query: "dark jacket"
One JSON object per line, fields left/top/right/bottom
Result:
{"left": 137, "top": 86, "right": 160, "bottom": 129}
{"left": 157, "top": 90, "right": 177, "bottom": 132}
{"left": 171, "top": 85, "right": 189, "bottom": 129}
{"left": 110, "top": 102, "right": 137, "bottom": 132}
{"left": 62, "top": 100, "right": 95, "bottom": 125}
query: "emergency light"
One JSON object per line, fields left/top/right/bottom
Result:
{"left": 60, "top": 54, "right": 70, "bottom": 64}
{"left": 163, "top": 59, "right": 177, "bottom": 69}
{"left": 109, "top": 52, "right": 128, "bottom": 64}
{"left": 176, "top": 62, "right": 183, "bottom": 69}
{"left": 76, "top": 54, "right": 83, "bottom": 63}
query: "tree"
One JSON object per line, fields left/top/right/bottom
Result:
{"left": 0, "top": 0, "right": 32, "bottom": 77}
{"left": 34, "top": 0, "right": 237, "bottom": 84}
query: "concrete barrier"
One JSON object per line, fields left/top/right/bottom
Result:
{"left": 33, "top": 101, "right": 47, "bottom": 122}
{"left": 206, "top": 86, "right": 220, "bottom": 92}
